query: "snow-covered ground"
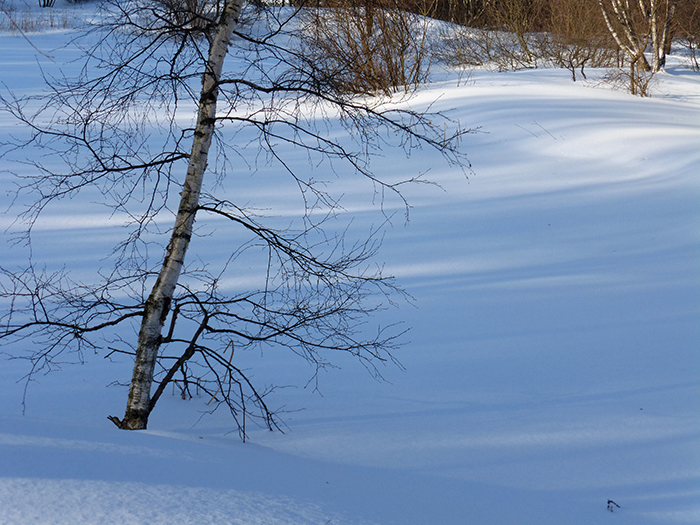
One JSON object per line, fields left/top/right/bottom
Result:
{"left": 1, "top": 6, "right": 699, "bottom": 524}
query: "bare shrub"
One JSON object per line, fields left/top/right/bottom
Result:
{"left": 298, "top": 0, "right": 432, "bottom": 95}
{"left": 538, "top": 0, "right": 617, "bottom": 80}
{"left": 437, "top": 0, "right": 552, "bottom": 71}
{"left": 428, "top": 0, "right": 491, "bottom": 25}
{"left": 434, "top": 25, "right": 488, "bottom": 67}
{"left": 437, "top": 26, "right": 538, "bottom": 70}
{"left": 492, "top": 0, "right": 549, "bottom": 62}
{"left": 601, "top": 64, "right": 656, "bottom": 96}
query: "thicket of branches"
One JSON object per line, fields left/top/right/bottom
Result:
{"left": 27, "top": 0, "right": 700, "bottom": 94}
{"left": 437, "top": 0, "right": 618, "bottom": 79}
{"left": 427, "top": 0, "right": 697, "bottom": 50}
{"left": 431, "top": 0, "right": 699, "bottom": 93}
{"left": 290, "top": 0, "right": 697, "bottom": 94}
{"left": 297, "top": 0, "right": 433, "bottom": 95}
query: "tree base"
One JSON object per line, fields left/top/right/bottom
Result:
{"left": 107, "top": 414, "right": 148, "bottom": 430}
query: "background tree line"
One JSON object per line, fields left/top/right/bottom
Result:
{"left": 19, "top": 0, "right": 700, "bottom": 93}
{"left": 296, "top": 0, "right": 699, "bottom": 95}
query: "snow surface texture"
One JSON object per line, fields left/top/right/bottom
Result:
{"left": 1, "top": 6, "right": 699, "bottom": 525}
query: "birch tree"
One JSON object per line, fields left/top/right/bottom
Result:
{"left": 0, "top": 0, "right": 467, "bottom": 435}
{"left": 115, "top": 0, "right": 244, "bottom": 431}
{"left": 599, "top": 0, "right": 676, "bottom": 87}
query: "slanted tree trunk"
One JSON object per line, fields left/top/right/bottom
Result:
{"left": 599, "top": 0, "right": 654, "bottom": 94}
{"left": 111, "top": 0, "right": 245, "bottom": 430}
{"left": 599, "top": 0, "right": 650, "bottom": 69}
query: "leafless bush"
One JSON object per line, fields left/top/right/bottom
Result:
{"left": 537, "top": 0, "right": 617, "bottom": 80}
{"left": 298, "top": 0, "right": 432, "bottom": 95}
{"left": 437, "top": 26, "right": 539, "bottom": 70}
{"left": 492, "top": 0, "right": 550, "bottom": 63}
{"left": 437, "top": 0, "right": 553, "bottom": 71}
{"left": 434, "top": 25, "right": 485, "bottom": 67}
{"left": 438, "top": 0, "right": 550, "bottom": 69}
{"left": 421, "top": 0, "right": 489, "bottom": 25}
{"left": 436, "top": 0, "right": 625, "bottom": 81}
{"left": 601, "top": 64, "right": 656, "bottom": 96}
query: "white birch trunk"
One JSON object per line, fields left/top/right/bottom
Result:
{"left": 650, "top": 0, "right": 661, "bottom": 70}
{"left": 651, "top": 0, "right": 675, "bottom": 71}
{"left": 599, "top": 0, "right": 653, "bottom": 90}
{"left": 599, "top": 0, "right": 638, "bottom": 59}
{"left": 114, "top": 0, "right": 245, "bottom": 430}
